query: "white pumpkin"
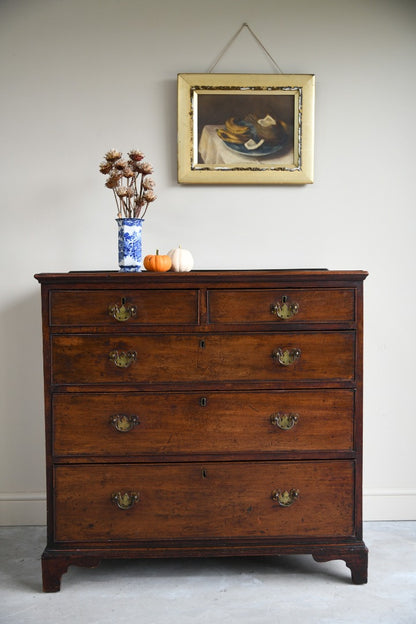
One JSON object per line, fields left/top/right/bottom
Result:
{"left": 167, "top": 246, "right": 194, "bottom": 272}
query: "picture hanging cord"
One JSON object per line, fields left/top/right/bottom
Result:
{"left": 207, "top": 23, "right": 283, "bottom": 74}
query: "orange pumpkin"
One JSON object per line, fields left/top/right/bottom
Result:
{"left": 143, "top": 250, "right": 172, "bottom": 272}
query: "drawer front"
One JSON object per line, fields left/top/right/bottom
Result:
{"left": 53, "top": 390, "right": 354, "bottom": 456}
{"left": 54, "top": 461, "right": 354, "bottom": 542}
{"left": 50, "top": 289, "right": 199, "bottom": 326}
{"left": 51, "top": 332, "right": 355, "bottom": 384}
{"left": 208, "top": 289, "right": 355, "bottom": 324}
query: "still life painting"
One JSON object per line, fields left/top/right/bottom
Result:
{"left": 177, "top": 73, "right": 315, "bottom": 185}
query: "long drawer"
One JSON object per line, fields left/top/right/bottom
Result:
{"left": 54, "top": 461, "right": 355, "bottom": 542}
{"left": 51, "top": 332, "right": 355, "bottom": 384}
{"left": 53, "top": 390, "right": 354, "bottom": 456}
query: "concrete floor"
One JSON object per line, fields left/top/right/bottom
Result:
{"left": 0, "top": 522, "right": 415, "bottom": 624}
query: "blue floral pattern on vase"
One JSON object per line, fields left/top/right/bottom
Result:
{"left": 117, "top": 218, "right": 144, "bottom": 272}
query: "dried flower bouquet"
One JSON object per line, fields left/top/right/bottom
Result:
{"left": 100, "top": 149, "right": 156, "bottom": 219}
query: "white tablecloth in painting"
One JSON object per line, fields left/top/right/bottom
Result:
{"left": 198, "top": 125, "right": 294, "bottom": 167}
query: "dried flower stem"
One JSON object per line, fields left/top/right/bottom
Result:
{"left": 100, "top": 149, "right": 157, "bottom": 219}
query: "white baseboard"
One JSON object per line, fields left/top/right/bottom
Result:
{"left": 1, "top": 490, "right": 415, "bottom": 526}
{"left": 0, "top": 493, "right": 46, "bottom": 526}
{"left": 363, "top": 489, "right": 416, "bottom": 521}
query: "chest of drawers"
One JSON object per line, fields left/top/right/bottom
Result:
{"left": 35, "top": 269, "right": 368, "bottom": 591}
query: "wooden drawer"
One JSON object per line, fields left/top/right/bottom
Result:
{"left": 49, "top": 289, "right": 199, "bottom": 326}
{"left": 53, "top": 390, "right": 354, "bottom": 456}
{"left": 54, "top": 461, "right": 354, "bottom": 542}
{"left": 51, "top": 332, "right": 355, "bottom": 385}
{"left": 208, "top": 289, "right": 355, "bottom": 324}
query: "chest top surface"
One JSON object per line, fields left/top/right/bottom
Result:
{"left": 35, "top": 269, "right": 368, "bottom": 284}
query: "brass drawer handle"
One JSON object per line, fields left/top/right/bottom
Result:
{"left": 111, "top": 491, "right": 139, "bottom": 510}
{"left": 272, "top": 348, "right": 301, "bottom": 366}
{"left": 270, "top": 296, "right": 299, "bottom": 320}
{"left": 271, "top": 489, "right": 299, "bottom": 507}
{"left": 270, "top": 413, "right": 299, "bottom": 430}
{"left": 110, "top": 414, "right": 139, "bottom": 432}
{"left": 109, "top": 350, "right": 137, "bottom": 368}
{"left": 108, "top": 297, "right": 137, "bottom": 322}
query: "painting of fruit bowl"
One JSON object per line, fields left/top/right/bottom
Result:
{"left": 216, "top": 114, "right": 290, "bottom": 157}
{"left": 177, "top": 73, "right": 315, "bottom": 185}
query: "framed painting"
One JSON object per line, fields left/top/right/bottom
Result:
{"left": 177, "top": 73, "right": 314, "bottom": 185}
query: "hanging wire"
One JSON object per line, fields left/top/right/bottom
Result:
{"left": 207, "top": 23, "right": 283, "bottom": 74}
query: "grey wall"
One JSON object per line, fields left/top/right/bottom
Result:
{"left": 1, "top": 0, "right": 415, "bottom": 523}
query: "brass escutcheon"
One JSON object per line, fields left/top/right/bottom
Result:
{"left": 270, "top": 413, "right": 299, "bottom": 430}
{"left": 110, "top": 414, "right": 139, "bottom": 432}
{"left": 109, "top": 350, "right": 137, "bottom": 368}
{"left": 108, "top": 297, "right": 137, "bottom": 322}
{"left": 270, "top": 296, "right": 299, "bottom": 320}
{"left": 111, "top": 491, "right": 139, "bottom": 510}
{"left": 271, "top": 489, "right": 299, "bottom": 507}
{"left": 272, "top": 347, "right": 301, "bottom": 366}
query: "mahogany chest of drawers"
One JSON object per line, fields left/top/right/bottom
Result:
{"left": 35, "top": 269, "right": 368, "bottom": 591}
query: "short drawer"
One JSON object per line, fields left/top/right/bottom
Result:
{"left": 53, "top": 390, "right": 354, "bottom": 456}
{"left": 208, "top": 289, "right": 355, "bottom": 324}
{"left": 51, "top": 332, "right": 355, "bottom": 385}
{"left": 49, "top": 289, "right": 199, "bottom": 326}
{"left": 54, "top": 461, "right": 355, "bottom": 542}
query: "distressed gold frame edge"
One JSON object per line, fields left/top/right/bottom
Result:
{"left": 177, "top": 73, "right": 315, "bottom": 185}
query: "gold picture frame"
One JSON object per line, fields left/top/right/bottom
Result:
{"left": 177, "top": 73, "right": 315, "bottom": 185}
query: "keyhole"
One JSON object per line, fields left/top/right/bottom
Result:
{"left": 199, "top": 339, "right": 206, "bottom": 349}
{"left": 121, "top": 297, "right": 126, "bottom": 305}
{"left": 282, "top": 295, "right": 287, "bottom": 303}
{"left": 201, "top": 468, "right": 208, "bottom": 479}
{"left": 200, "top": 397, "right": 207, "bottom": 407}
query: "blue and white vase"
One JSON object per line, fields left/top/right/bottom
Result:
{"left": 117, "top": 218, "right": 144, "bottom": 272}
